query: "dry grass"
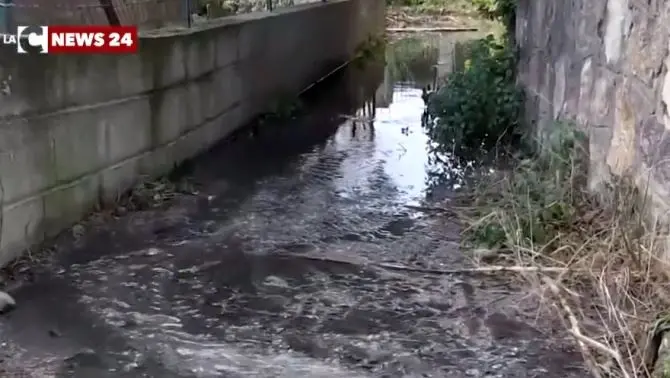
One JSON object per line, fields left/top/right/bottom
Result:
{"left": 385, "top": 5, "right": 494, "bottom": 30}
{"left": 457, "top": 122, "right": 670, "bottom": 377}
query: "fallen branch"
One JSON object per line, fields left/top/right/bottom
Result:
{"left": 387, "top": 27, "right": 478, "bottom": 32}
{"left": 339, "top": 114, "right": 375, "bottom": 123}
{"left": 543, "top": 277, "right": 629, "bottom": 378}
{"left": 377, "top": 262, "right": 566, "bottom": 275}
{"left": 278, "top": 252, "right": 566, "bottom": 275}
{"left": 404, "top": 204, "right": 456, "bottom": 215}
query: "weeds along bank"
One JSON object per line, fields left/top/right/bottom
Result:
{"left": 423, "top": 1, "right": 670, "bottom": 377}
{"left": 384, "top": 0, "right": 509, "bottom": 31}
{"left": 385, "top": 0, "right": 510, "bottom": 16}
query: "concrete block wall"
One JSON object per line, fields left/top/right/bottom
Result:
{"left": 516, "top": 0, "right": 670, "bottom": 254}
{"left": 0, "top": 0, "right": 385, "bottom": 266}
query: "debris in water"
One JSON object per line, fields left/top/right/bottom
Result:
{"left": 0, "top": 290, "right": 16, "bottom": 314}
{"left": 262, "top": 275, "right": 289, "bottom": 288}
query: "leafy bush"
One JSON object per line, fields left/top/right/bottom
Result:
{"left": 424, "top": 34, "right": 523, "bottom": 156}
{"left": 471, "top": 0, "right": 516, "bottom": 26}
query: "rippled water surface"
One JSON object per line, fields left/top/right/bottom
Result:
{"left": 1, "top": 33, "right": 585, "bottom": 377}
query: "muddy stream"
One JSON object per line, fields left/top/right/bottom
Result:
{"left": 0, "top": 33, "right": 586, "bottom": 377}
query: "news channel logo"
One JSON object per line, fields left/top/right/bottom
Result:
{"left": 16, "top": 26, "right": 48, "bottom": 54}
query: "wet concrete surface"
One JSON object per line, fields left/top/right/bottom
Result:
{"left": 1, "top": 34, "right": 586, "bottom": 377}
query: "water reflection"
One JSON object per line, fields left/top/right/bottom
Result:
{"left": 378, "top": 32, "right": 485, "bottom": 195}
{"left": 381, "top": 32, "right": 481, "bottom": 90}
{"left": 384, "top": 36, "right": 439, "bottom": 87}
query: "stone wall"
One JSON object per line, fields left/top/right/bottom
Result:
{"left": 0, "top": 0, "right": 385, "bottom": 266}
{"left": 516, "top": 0, "right": 670, "bottom": 243}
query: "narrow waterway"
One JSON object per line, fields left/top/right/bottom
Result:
{"left": 1, "top": 33, "right": 585, "bottom": 377}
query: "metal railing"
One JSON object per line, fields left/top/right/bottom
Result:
{"left": 0, "top": 0, "right": 325, "bottom": 33}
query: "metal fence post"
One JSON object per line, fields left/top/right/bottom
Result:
{"left": 0, "top": 0, "right": 14, "bottom": 35}
{"left": 184, "top": 0, "right": 192, "bottom": 27}
{"left": 98, "top": 0, "right": 121, "bottom": 26}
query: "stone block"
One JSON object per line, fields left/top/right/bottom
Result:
{"left": 185, "top": 30, "right": 217, "bottom": 80}
{"left": 0, "top": 122, "right": 55, "bottom": 204}
{"left": 0, "top": 51, "right": 65, "bottom": 118}
{"left": 0, "top": 196, "right": 45, "bottom": 266}
{"left": 603, "top": 0, "right": 631, "bottom": 66}
{"left": 552, "top": 56, "right": 568, "bottom": 119}
{"left": 588, "top": 125, "right": 614, "bottom": 193}
{"left": 524, "top": 50, "right": 545, "bottom": 97}
{"left": 142, "top": 35, "right": 188, "bottom": 90}
{"left": 42, "top": 174, "right": 100, "bottom": 238}
{"left": 639, "top": 117, "right": 670, "bottom": 173}
{"left": 606, "top": 83, "right": 638, "bottom": 175}
{"left": 213, "top": 64, "right": 243, "bottom": 114}
{"left": 105, "top": 96, "right": 153, "bottom": 162}
{"left": 575, "top": 0, "right": 607, "bottom": 59}
{"left": 515, "top": 0, "right": 530, "bottom": 47}
{"left": 214, "top": 26, "right": 239, "bottom": 69}
{"left": 561, "top": 58, "right": 584, "bottom": 119}
{"left": 49, "top": 109, "right": 108, "bottom": 184}
{"left": 653, "top": 155, "right": 670, "bottom": 195}
{"left": 538, "top": 60, "right": 555, "bottom": 114}
{"left": 576, "top": 57, "right": 595, "bottom": 126}
{"left": 588, "top": 65, "right": 617, "bottom": 127}
{"left": 186, "top": 77, "right": 210, "bottom": 130}
{"left": 623, "top": 1, "right": 669, "bottom": 86}
{"left": 150, "top": 85, "right": 191, "bottom": 146}
{"left": 237, "top": 16, "right": 272, "bottom": 62}
{"left": 99, "top": 155, "right": 143, "bottom": 202}
{"left": 528, "top": 0, "right": 549, "bottom": 49}
{"left": 662, "top": 52, "right": 670, "bottom": 129}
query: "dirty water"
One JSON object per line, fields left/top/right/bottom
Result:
{"left": 0, "top": 33, "right": 586, "bottom": 377}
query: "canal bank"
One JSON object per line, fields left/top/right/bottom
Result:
{"left": 1, "top": 33, "right": 585, "bottom": 377}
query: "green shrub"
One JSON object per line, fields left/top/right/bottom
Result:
{"left": 424, "top": 34, "right": 523, "bottom": 156}
{"left": 471, "top": 0, "right": 516, "bottom": 26}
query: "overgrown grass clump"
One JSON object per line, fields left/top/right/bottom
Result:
{"left": 425, "top": 34, "right": 523, "bottom": 156}
{"left": 385, "top": 0, "right": 515, "bottom": 21}
{"left": 386, "top": 0, "right": 477, "bottom": 14}
{"left": 463, "top": 123, "right": 587, "bottom": 250}
{"left": 456, "top": 121, "right": 670, "bottom": 377}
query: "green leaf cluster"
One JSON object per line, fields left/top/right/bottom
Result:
{"left": 424, "top": 34, "right": 523, "bottom": 156}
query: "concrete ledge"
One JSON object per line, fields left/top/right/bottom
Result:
{"left": 0, "top": 0, "right": 385, "bottom": 266}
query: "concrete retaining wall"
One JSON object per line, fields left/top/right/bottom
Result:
{"left": 0, "top": 0, "right": 385, "bottom": 266}
{"left": 516, "top": 0, "right": 670, "bottom": 253}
